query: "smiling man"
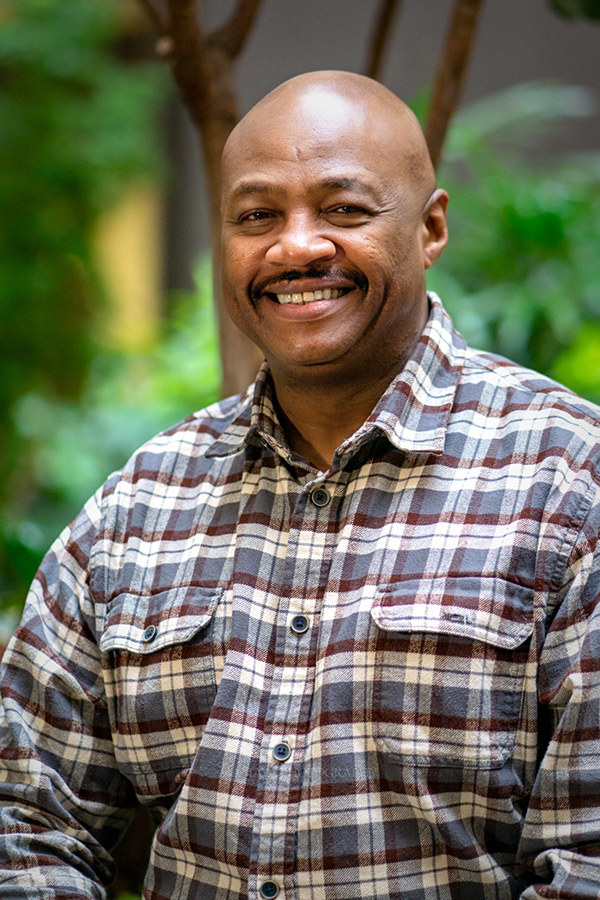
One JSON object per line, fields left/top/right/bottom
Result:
{"left": 221, "top": 73, "right": 446, "bottom": 470}
{"left": 2, "top": 71, "right": 600, "bottom": 900}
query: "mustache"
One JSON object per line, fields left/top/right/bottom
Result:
{"left": 250, "top": 266, "right": 368, "bottom": 303}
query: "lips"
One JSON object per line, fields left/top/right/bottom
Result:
{"left": 249, "top": 266, "right": 368, "bottom": 306}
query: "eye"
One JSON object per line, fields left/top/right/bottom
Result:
{"left": 331, "top": 204, "right": 365, "bottom": 214}
{"left": 239, "top": 209, "right": 274, "bottom": 223}
{"left": 325, "top": 204, "right": 373, "bottom": 225}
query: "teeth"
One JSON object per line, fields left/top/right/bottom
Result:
{"left": 275, "top": 288, "right": 342, "bottom": 304}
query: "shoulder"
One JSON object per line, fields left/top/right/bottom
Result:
{"left": 455, "top": 348, "right": 600, "bottom": 486}
{"left": 463, "top": 347, "right": 600, "bottom": 427}
{"left": 130, "top": 392, "right": 248, "bottom": 463}
{"left": 98, "top": 390, "right": 252, "bottom": 508}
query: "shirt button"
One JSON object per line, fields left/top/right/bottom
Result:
{"left": 142, "top": 624, "right": 157, "bottom": 643}
{"left": 260, "top": 882, "right": 280, "bottom": 899}
{"left": 290, "top": 614, "right": 309, "bottom": 635}
{"left": 272, "top": 742, "right": 291, "bottom": 762}
{"left": 310, "top": 487, "right": 330, "bottom": 508}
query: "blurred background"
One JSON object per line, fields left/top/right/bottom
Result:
{"left": 0, "top": 0, "right": 599, "bottom": 893}
{"left": 1, "top": 0, "right": 599, "bottom": 642}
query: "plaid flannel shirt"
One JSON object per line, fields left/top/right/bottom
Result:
{"left": 2, "top": 295, "right": 600, "bottom": 900}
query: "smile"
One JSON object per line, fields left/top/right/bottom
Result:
{"left": 273, "top": 288, "right": 348, "bottom": 305}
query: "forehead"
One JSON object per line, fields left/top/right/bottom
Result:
{"left": 222, "top": 88, "right": 410, "bottom": 202}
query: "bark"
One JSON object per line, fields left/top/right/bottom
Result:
{"left": 365, "top": 0, "right": 403, "bottom": 81}
{"left": 142, "top": 0, "right": 263, "bottom": 397}
{"left": 138, "top": 0, "right": 167, "bottom": 33}
{"left": 424, "top": 0, "right": 486, "bottom": 170}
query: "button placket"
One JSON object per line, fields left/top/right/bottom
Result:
{"left": 272, "top": 742, "right": 292, "bottom": 762}
{"left": 290, "top": 613, "right": 309, "bottom": 635}
{"left": 251, "top": 475, "right": 341, "bottom": 896}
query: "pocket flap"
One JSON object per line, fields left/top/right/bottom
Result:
{"left": 100, "top": 585, "right": 223, "bottom": 654}
{"left": 371, "top": 577, "right": 532, "bottom": 650}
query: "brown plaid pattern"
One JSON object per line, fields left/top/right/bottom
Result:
{"left": 2, "top": 295, "right": 600, "bottom": 899}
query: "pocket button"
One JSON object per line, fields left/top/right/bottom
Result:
{"left": 142, "top": 624, "right": 157, "bottom": 643}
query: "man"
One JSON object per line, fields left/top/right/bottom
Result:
{"left": 1, "top": 70, "right": 600, "bottom": 900}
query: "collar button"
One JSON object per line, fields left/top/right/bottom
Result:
{"left": 310, "top": 487, "right": 330, "bottom": 508}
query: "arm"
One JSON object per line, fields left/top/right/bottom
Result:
{"left": 0, "top": 482, "right": 137, "bottom": 898}
{"left": 518, "top": 489, "right": 600, "bottom": 898}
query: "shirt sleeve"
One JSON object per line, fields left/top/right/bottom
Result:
{"left": 518, "top": 487, "right": 600, "bottom": 898}
{"left": 0, "top": 481, "right": 137, "bottom": 898}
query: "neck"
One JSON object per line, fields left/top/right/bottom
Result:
{"left": 272, "top": 366, "right": 398, "bottom": 472}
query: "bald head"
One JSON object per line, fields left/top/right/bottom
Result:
{"left": 223, "top": 71, "right": 435, "bottom": 203}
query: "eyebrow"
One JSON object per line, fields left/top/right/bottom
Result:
{"left": 229, "top": 181, "right": 278, "bottom": 200}
{"left": 318, "top": 176, "right": 378, "bottom": 196}
{"left": 228, "top": 175, "right": 383, "bottom": 204}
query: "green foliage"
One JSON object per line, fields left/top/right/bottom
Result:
{"left": 547, "top": 0, "right": 600, "bottom": 21}
{"left": 0, "top": 0, "right": 167, "bottom": 488}
{"left": 0, "top": 0, "right": 168, "bottom": 615}
{"left": 427, "top": 81, "right": 600, "bottom": 396}
{"left": 2, "top": 259, "right": 220, "bottom": 612}
{"left": 553, "top": 322, "right": 600, "bottom": 401}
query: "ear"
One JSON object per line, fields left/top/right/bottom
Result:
{"left": 422, "top": 189, "right": 449, "bottom": 269}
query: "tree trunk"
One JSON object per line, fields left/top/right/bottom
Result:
{"left": 365, "top": 0, "right": 403, "bottom": 81}
{"left": 142, "top": 0, "right": 263, "bottom": 397}
{"left": 194, "top": 44, "right": 262, "bottom": 398}
{"left": 424, "top": 0, "right": 486, "bottom": 170}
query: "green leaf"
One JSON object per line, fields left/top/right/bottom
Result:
{"left": 547, "top": 0, "right": 600, "bottom": 21}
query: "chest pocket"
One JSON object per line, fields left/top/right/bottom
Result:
{"left": 370, "top": 577, "right": 533, "bottom": 770}
{"left": 100, "top": 585, "right": 226, "bottom": 793}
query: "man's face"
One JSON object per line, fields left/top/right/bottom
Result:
{"left": 221, "top": 88, "right": 447, "bottom": 387}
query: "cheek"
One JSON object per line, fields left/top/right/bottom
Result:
{"left": 385, "top": 231, "right": 425, "bottom": 281}
{"left": 355, "top": 224, "right": 418, "bottom": 276}
{"left": 221, "top": 251, "right": 248, "bottom": 323}
{"left": 227, "top": 240, "right": 273, "bottom": 299}
{"left": 222, "top": 242, "right": 244, "bottom": 289}
{"left": 221, "top": 244, "right": 256, "bottom": 311}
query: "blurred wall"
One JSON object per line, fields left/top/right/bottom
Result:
{"left": 165, "top": 0, "right": 600, "bottom": 290}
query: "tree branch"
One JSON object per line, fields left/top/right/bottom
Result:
{"left": 365, "top": 0, "right": 403, "bottom": 81}
{"left": 424, "top": 0, "right": 486, "bottom": 170}
{"left": 162, "top": 0, "right": 210, "bottom": 128}
{"left": 137, "top": 0, "right": 168, "bottom": 36}
{"left": 210, "top": 0, "right": 263, "bottom": 59}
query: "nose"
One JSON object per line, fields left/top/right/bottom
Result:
{"left": 265, "top": 212, "right": 336, "bottom": 267}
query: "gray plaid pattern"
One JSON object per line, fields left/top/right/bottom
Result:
{"left": 2, "top": 295, "right": 600, "bottom": 899}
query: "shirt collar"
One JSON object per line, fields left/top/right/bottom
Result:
{"left": 206, "top": 294, "right": 466, "bottom": 460}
